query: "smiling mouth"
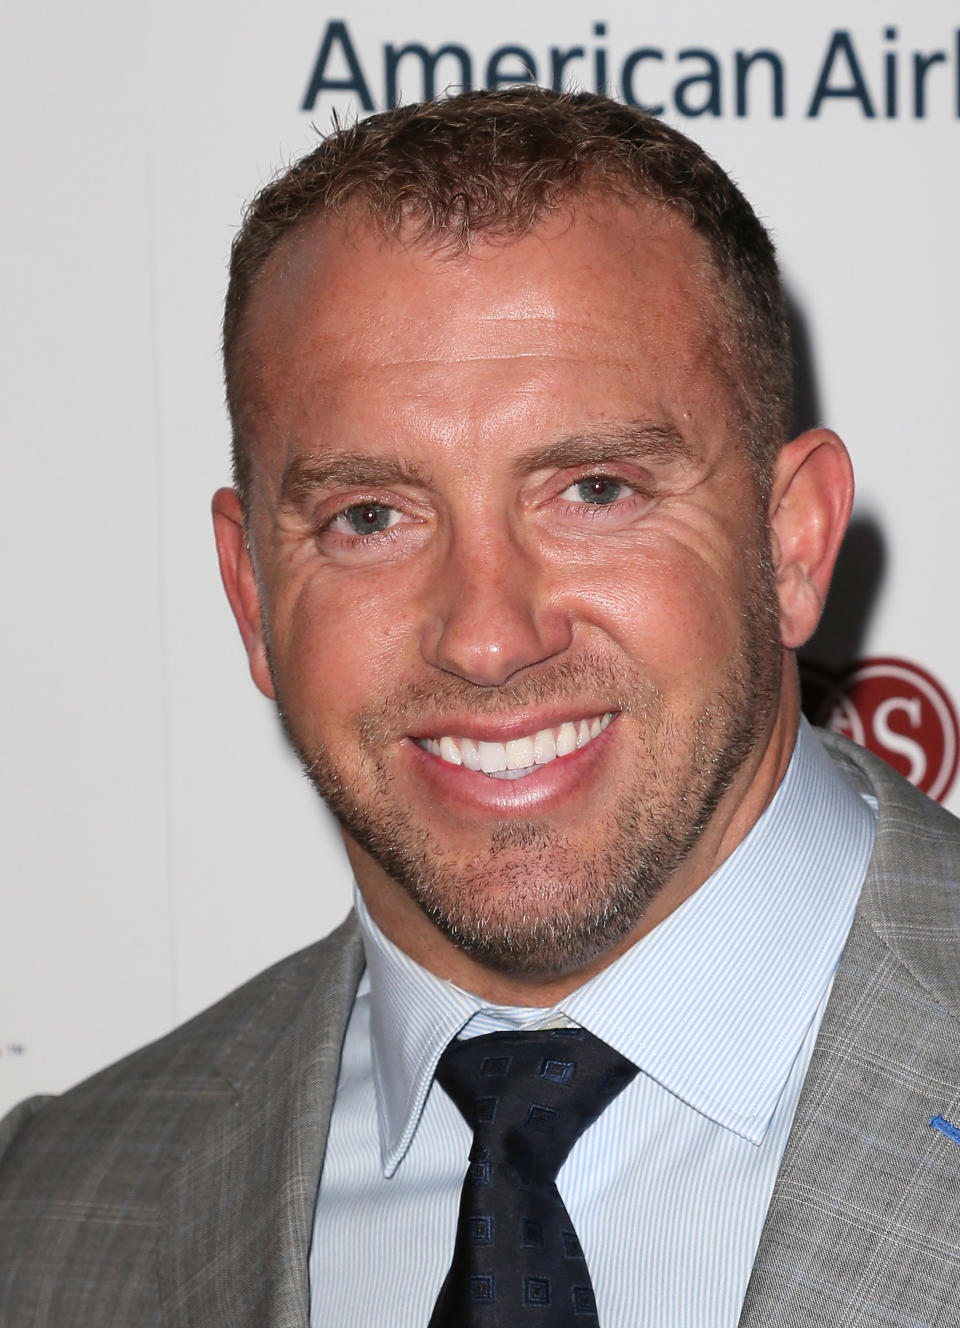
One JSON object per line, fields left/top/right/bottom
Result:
{"left": 416, "top": 712, "right": 615, "bottom": 780}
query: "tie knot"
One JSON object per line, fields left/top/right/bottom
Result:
{"left": 435, "top": 1027, "right": 637, "bottom": 1182}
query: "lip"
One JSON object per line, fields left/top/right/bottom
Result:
{"left": 401, "top": 712, "right": 619, "bottom": 815}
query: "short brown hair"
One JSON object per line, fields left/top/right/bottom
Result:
{"left": 224, "top": 88, "right": 791, "bottom": 503}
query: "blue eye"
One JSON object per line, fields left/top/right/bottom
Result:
{"left": 340, "top": 503, "right": 397, "bottom": 535}
{"left": 564, "top": 477, "right": 625, "bottom": 505}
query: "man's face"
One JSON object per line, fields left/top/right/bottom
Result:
{"left": 226, "top": 200, "right": 793, "bottom": 991}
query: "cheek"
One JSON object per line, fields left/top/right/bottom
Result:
{"left": 549, "top": 535, "right": 753, "bottom": 679}
{"left": 266, "top": 569, "right": 422, "bottom": 724}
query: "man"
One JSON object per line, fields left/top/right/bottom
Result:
{"left": 1, "top": 87, "right": 959, "bottom": 1326}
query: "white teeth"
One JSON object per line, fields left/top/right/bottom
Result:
{"left": 421, "top": 712, "right": 615, "bottom": 778}
{"left": 556, "top": 722, "right": 578, "bottom": 757}
{"left": 534, "top": 728, "right": 557, "bottom": 764}
{"left": 477, "top": 740, "right": 506, "bottom": 774}
{"left": 505, "top": 736, "right": 536, "bottom": 770}
{"left": 439, "top": 736, "right": 462, "bottom": 766}
{"left": 460, "top": 737, "right": 483, "bottom": 771}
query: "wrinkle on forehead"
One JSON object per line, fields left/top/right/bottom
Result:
{"left": 237, "top": 199, "right": 741, "bottom": 487}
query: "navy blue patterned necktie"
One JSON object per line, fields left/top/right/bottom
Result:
{"left": 428, "top": 1027, "right": 637, "bottom": 1327}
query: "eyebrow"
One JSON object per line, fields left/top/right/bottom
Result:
{"left": 277, "top": 422, "right": 695, "bottom": 507}
{"left": 511, "top": 423, "right": 696, "bottom": 475}
{"left": 279, "top": 452, "right": 434, "bottom": 507}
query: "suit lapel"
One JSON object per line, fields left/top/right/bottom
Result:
{"left": 740, "top": 739, "right": 960, "bottom": 1327}
{"left": 157, "top": 916, "right": 365, "bottom": 1327}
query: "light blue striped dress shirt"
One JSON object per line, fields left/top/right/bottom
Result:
{"left": 309, "top": 723, "right": 877, "bottom": 1326}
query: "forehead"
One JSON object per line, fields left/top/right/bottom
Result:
{"left": 238, "top": 199, "right": 735, "bottom": 481}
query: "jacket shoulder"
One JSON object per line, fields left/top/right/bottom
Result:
{"left": 0, "top": 913, "right": 363, "bottom": 1315}
{"left": 1, "top": 911, "right": 362, "bottom": 1164}
{"left": 819, "top": 729, "right": 960, "bottom": 1007}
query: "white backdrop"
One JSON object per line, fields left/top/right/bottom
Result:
{"left": 3, "top": 0, "right": 958, "bottom": 1115}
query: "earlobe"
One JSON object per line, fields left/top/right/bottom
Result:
{"left": 211, "top": 487, "right": 276, "bottom": 700}
{"left": 768, "top": 429, "right": 854, "bottom": 650}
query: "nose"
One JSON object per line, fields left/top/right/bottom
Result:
{"left": 420, "top": 528, "right": 573, "bottom": 688}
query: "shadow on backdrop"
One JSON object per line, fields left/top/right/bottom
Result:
{"left": 785, "top": 288, "right": 887, "bottom": 673}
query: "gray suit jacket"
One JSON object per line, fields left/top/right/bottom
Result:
{"left": 2, "top": 733, "right": 959, "bottom": 1326}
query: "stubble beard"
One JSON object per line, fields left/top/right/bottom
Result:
{"left": 275, "top": 549, "right": 782, "bottom": 979}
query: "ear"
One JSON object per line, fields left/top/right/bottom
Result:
{"left": 211, "top": 487, "right": 276, "bottom": 700}
{"left": 768, "top": 429, "right": 854, "bottom": 650}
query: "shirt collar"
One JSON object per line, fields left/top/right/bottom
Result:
{"left": 357, "top": 721, "right": 876, "bottom": 1171}
{"left": 558, "top": 721, "right": 876, "bottom": 1140}
{"left": 358, "top": 897, "right": 478, "bottom": 1176}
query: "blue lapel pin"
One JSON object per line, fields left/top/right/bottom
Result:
{"left": 930, "top": 1115, "right": 960, "bottom": 1146}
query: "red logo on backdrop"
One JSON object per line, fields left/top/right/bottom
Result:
{"left": 800, "top": 657, "right": 960, "bottom": 804}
